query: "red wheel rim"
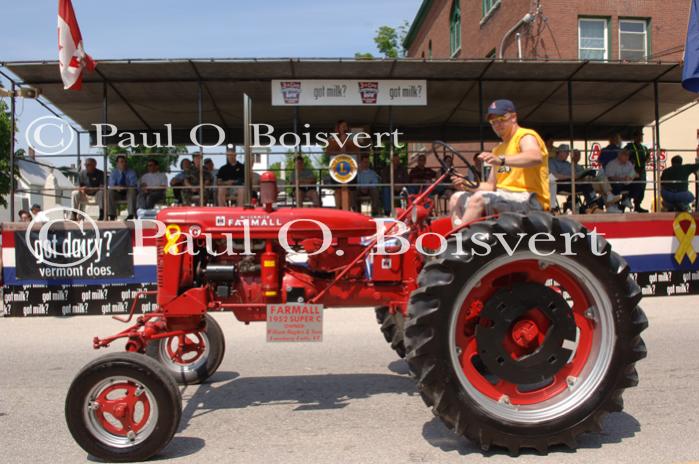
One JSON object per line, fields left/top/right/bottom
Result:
{"left": 165, "top": 333, "right": 207, "bottom": 366}
{"left": 93, "top": 381, "right": 152, "bottom": 436}
{"left": 454, "top": 259, "right": 594, "bottom": 406}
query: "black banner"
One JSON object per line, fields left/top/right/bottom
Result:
{"left": 14, "top": 229, "right": 133, "bottom": 280}
{"left": 2, "top": 283, "right": 156, "bottom": 317}
{"left": 633, "top": 270, "right": 699, "bottom": 297}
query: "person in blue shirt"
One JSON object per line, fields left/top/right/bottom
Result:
{"left": 353, "top": 155, "right": 381, "bottom": 216}
{"left": 599, "top": 133, "right": 622, "bottom": 169}
{"left": 108, "top": 155, "right": 138, "bottom": 219}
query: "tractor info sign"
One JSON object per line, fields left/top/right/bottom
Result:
{"left": 266, "top": 304, "right": 323, "bottom": 342}
{"left": 272, "top": 80, "right": 427, "bottom": 106}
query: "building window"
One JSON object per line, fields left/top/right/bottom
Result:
{"left": 428, "top": 40, "right": 432, "bottom": 59}
{"left": 578, "top": 18, "right": 609, "bottom": 61}
{"left": 483, "top": 0, "right": 499, "bottom": 18}
{"left": 619, "top": 19, "right": 649, "bottom": 61}
{"left": 450, "top": 1, "right": 461, "bottom": 56}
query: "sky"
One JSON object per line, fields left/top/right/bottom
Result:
{"left": 0, "top": 0, "right": 423, "bottom": 167}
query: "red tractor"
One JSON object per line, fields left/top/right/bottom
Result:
{"left": 65, "top": 143, "right": 647, "bottom": 461}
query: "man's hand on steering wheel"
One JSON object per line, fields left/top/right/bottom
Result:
{"left": 451, "top": 175, "right": 476, "bottom": 192}
{"left": 432, "top": 141, "right": 481, "bottom": 190}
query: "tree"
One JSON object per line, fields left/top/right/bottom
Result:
{"left": 0, "top": 100, "right": 19, "bottom": 208}
{"left": 107, "top": 145, "right": 184, "bottom": 176}
{"left": 356, "top": 21, "right": 410, "bottom": 59}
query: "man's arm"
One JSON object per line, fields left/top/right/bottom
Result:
{"left": 478, "top": 135, "right": 544, "bottom": 168}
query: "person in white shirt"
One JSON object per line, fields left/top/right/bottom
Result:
{"left": 30, "top": 204, "right": 50, "bottom": 222}
{"left": 604, "top": 149, "right": 638, "bottom": 210}
{"left": 137, "top": 159, "right": 168, "bottom": 210}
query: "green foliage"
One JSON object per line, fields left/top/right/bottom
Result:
{"left": 375, "top": 26, "right": 400, "bottom": 58}
{"left": 107, "top": 145, "right": 185, "bottom": 176}
{"left": 0, "top": 100, "right": 19, "bottom": 208}
{"left": 356, "top": 21, "right": 410, "bottom": 59}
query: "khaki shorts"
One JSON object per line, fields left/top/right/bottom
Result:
{"left": 454, "top": 189, "right": 543, "bottom": 217}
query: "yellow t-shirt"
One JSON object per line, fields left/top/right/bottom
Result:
{"left": 492, "top": 127, "right": 550, "bottom": 210}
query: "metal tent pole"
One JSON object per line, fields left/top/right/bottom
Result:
{"left": 9, "top": 82, "right": 16, "bottom": 220}
{"left": 76, "top": 130, "right": 81, "bottom": 171}
{"left": 198, "top": 81, "right": 204, "bottom": 206}
{"left": 653, "top": 81, "right": 661, "bottom": 212}
{"left": 389, "top": 106, "right": 395, "bottom": 215}
{"left": 478, "top": 79, "right": 486, "bottom": 182}
{"left": 568, "top": 80, "right": 576, "bottom": 213}
{"left": 243, "top": 94, "right": 253, "bottom": 204}
{"left": 293, "top": 107, "right": 300, "bottom": 206}
{"left": 102, "top": 81, "right": 109, "bottom": 219}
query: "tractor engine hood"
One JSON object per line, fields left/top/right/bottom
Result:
{"left": 156, "top": 206, "right": 379, "bottom": 240}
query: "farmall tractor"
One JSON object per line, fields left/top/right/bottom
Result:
{"left": 65, "top": 143, "right": 647, "bottom": 461}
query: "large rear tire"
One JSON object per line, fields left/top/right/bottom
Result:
{"left": 65, "top": 352, "right": 182, "bottom": 462}
{"left": 146, "top": 313, "right": 225, "bottom": 385}
{"left": 375, "top": 307, "right": 407, "bottom": 358}
{"left": 405, "top": 212, "right": 648, "bottom": 454}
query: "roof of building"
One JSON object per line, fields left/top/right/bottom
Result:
{"left": 2, "top": 58, "right": 695, "bottom": 143}
{"left": 403, "top": 0, "right": 432, "bottom": 51}
{"left": 17, "top": 159, "right": 74, "bottom": 189}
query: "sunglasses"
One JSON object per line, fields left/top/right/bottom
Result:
{"left": 488, "top": 114, "right": 511, "bottom": 125}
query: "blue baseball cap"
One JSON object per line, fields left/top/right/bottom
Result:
{"left": 487, "top": 99, "right": 516, "bottom": 117}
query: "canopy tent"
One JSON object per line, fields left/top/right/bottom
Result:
{"left": 1, "top": 58, "right": 695, "bottom": 144}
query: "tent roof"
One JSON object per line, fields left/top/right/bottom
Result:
{"left": 2, "top": 58, "right": 695, "bottom": 143}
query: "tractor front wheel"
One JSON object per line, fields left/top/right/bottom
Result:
{"left": 146, "top": 313, "right": 225, "bottom": 385}
{"left": 65, "top": 352, "right": 182, "bottom": 462}
{"left": 405, "top": 212, "right": 648, "bottom": 454}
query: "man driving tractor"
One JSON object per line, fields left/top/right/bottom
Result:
{"left": 449, "top": 99, "right": 550, "bottom": 225}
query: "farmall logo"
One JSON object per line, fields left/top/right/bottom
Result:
{"left": 358, "top": 82, "right": 379, "bottom": 104}
{"left": 280, "top": 81, "right": 302, "bottom": 104}
{"left": 226, "top": 215, "right": 284, "bottom": 227}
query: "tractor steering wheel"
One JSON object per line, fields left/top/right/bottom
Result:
{"left": 432, "top": 140, "right": 481, "bottom": 190}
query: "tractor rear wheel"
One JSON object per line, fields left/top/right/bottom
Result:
{"left": 375, "top": 307, "right": 407, "bottom": 358}
{"left": 65, "top": 352, "right": 182, "bottom": 462}
{"left": 405, "top": 212, "right": 648, "bottom": 454}
{"left": 146, "top": 313, "right": 225, "bottom": 385}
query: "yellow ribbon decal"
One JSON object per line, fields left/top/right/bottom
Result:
{"left": 163, "top": 224, "right": 182, "bottom": 255}
{"left": 673, "top": 212, "right": 697, "bottom": 265}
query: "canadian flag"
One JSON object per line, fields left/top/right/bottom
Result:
{"left": 58, "top": 0, "right": 95, "bottom": 90}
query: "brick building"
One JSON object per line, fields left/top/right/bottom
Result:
{"left": 404, "top": 0, "right": 689, "bottom": 62}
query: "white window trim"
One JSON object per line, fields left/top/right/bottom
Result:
{"left": 480, "top": 0, "right": 501, "bottom": 26}
{"left": 618, "top": 19, "right": 648, "bottom": 61}
{"left": 450, "top": 1, "right": 462, "bottom": 57}
{"left": 578, "top": 18, "right": 608, "bottom": 61}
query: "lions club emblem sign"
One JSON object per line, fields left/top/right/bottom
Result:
{"left": 329, "top": 154, "right": 358, "bottom": 183}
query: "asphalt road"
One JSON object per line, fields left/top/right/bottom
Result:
{"left": 0, "top": 296, "right": 698, "bottom": 464}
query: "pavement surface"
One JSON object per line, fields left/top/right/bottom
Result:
{"left": 0, "top": 296, "right": 698, "bottom": 464}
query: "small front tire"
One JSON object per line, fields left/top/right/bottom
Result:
{"left": 145, "top": 314, "right": 225, "bottom": 385}
{"left": 65, "top": 352, "right": 182, "bottom": 462}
